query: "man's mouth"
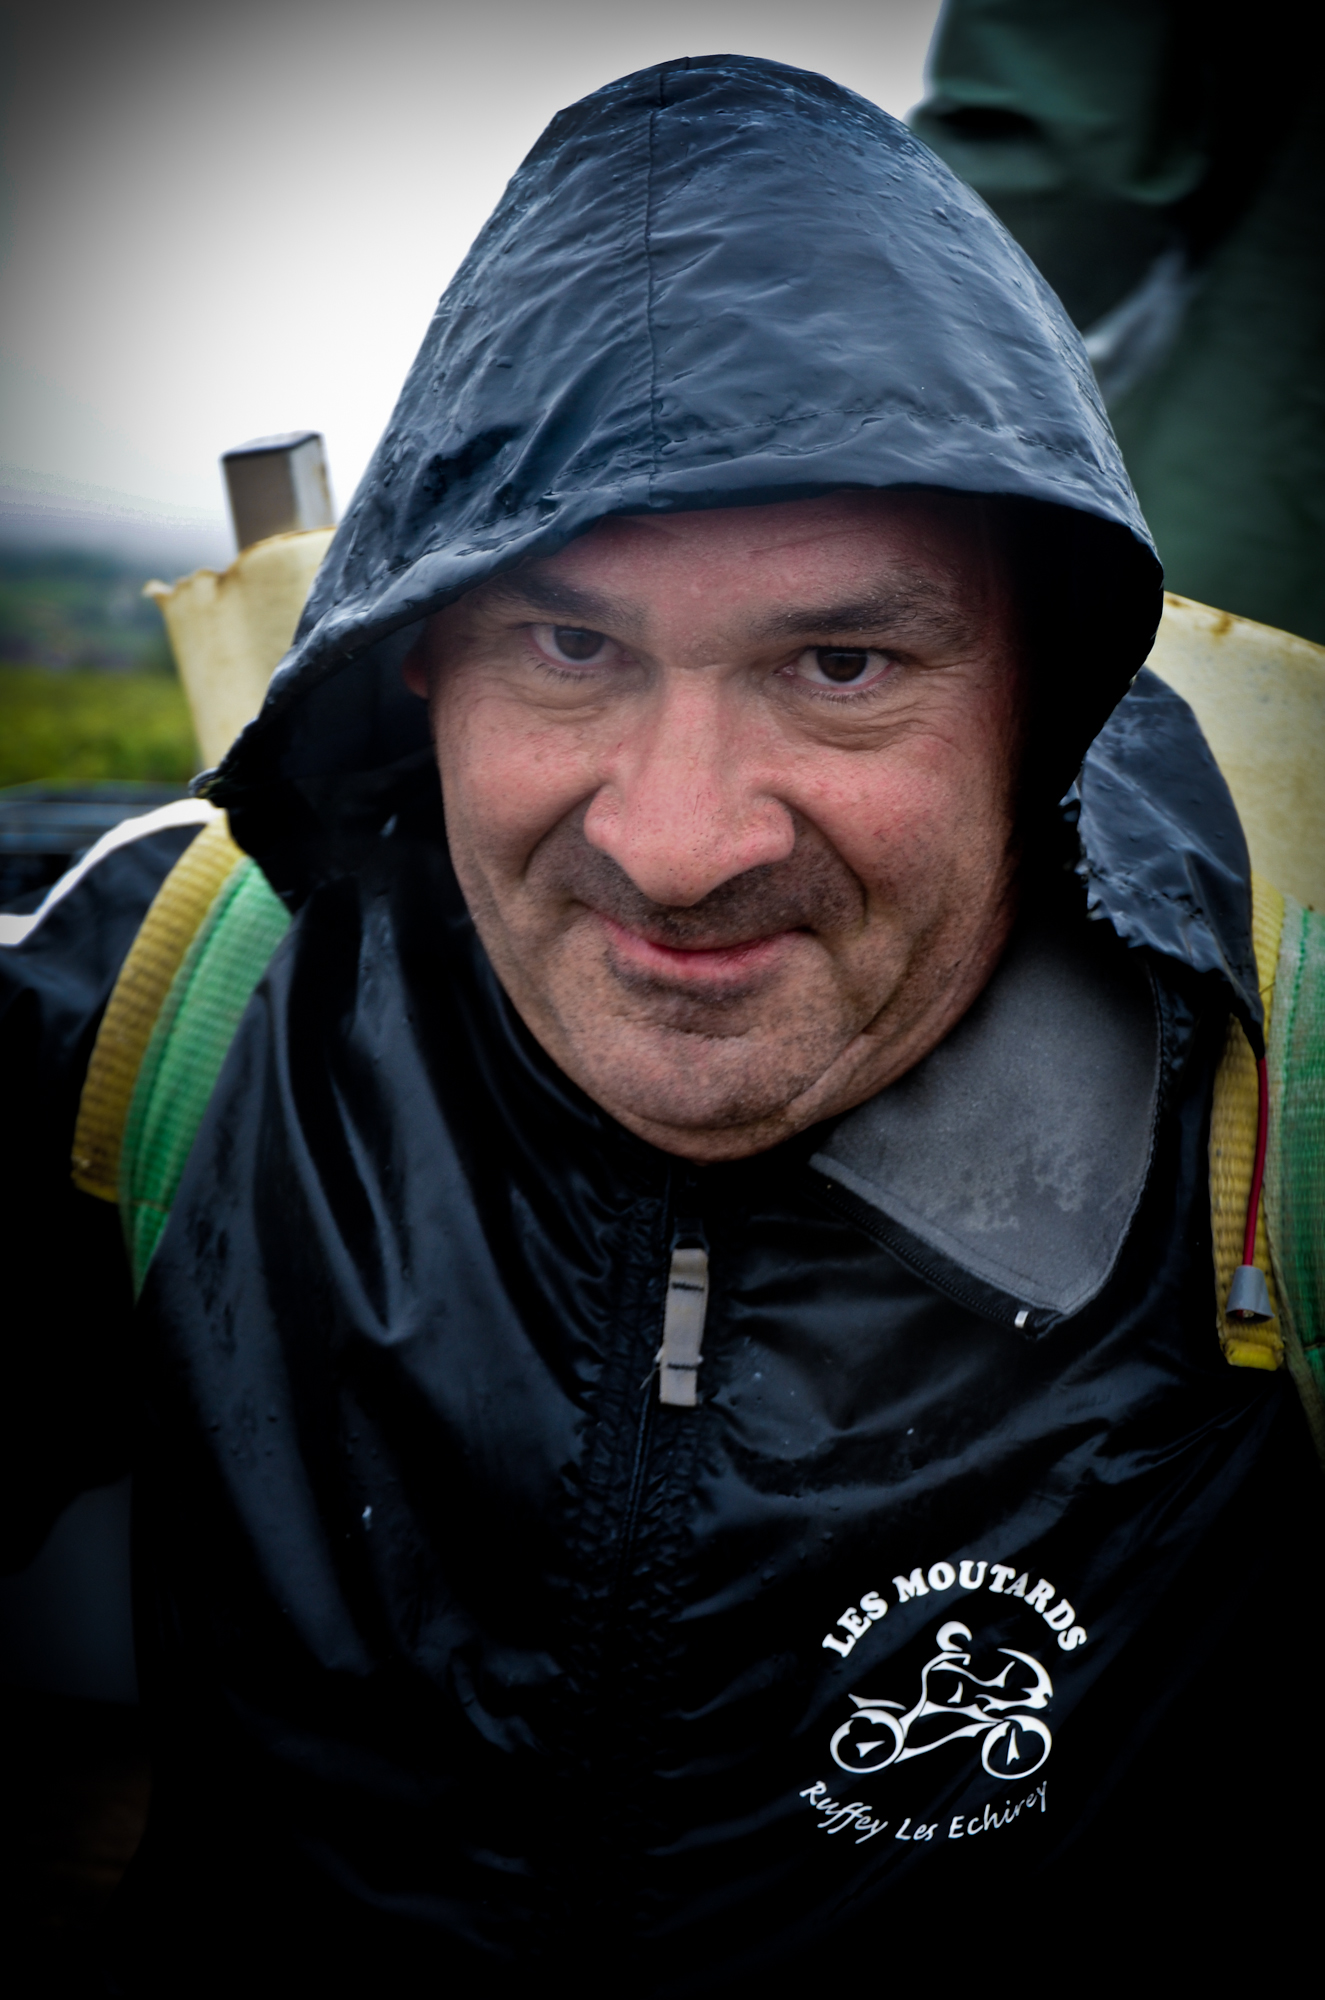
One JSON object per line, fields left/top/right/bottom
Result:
{"left": 594, "top": 912, "right": 801, "bottom": 991}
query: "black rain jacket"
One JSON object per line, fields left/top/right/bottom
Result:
{"left": 2, "top": 55, "right": 1318, "bottom": 1995}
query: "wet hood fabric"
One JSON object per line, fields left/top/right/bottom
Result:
{"left": 208, "top": 60, "right": 1164, "bottom": 872}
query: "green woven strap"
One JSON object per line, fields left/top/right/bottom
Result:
{"left": 1265, "top": 895, "right": 1325, "bottom": 1463}
{"left": 119, "top": 856, "right": 290, "bottom": 1296}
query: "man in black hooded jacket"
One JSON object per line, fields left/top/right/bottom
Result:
{"left": 1, "top": 55, "right": 1319, "bottom": 1994}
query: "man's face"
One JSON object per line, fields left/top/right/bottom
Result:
{"left": 407, "top": 491, "right": 1025, "bottom": 1160}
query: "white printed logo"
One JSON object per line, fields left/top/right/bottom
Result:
{"left": 829, "top": 1621, "right": 1053, "bottom": 1781}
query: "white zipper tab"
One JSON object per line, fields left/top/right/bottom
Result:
{"left": 657, "top": 1245, "right": 709, "bottom": 1407}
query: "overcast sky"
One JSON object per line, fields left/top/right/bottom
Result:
{"left": 0, "top": 0, "right": 942, "bottom": 554}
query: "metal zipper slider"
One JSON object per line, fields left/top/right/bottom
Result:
{"left": 657, "top": 1222, "right": 709, "bottom": 1408}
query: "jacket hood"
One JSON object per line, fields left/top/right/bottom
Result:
{"left": 209, "top": 58, "right": 1158, "bottom": 795}
{"left": 205, "top": 56, "right": 1252, "bottom": 1026}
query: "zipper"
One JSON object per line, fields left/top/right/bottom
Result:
{"left": 611, "top": 1373, "right": 657, "bottom": 1610}
{"left": 656, "top": 1214, "right": 710, "bottom": 1407}
{"left": 607, "top": 1200, "right": 709, "bottom": 1615}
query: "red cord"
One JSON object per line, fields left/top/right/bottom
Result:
{"left": 1243, "top": 1055, "right": 1270, "bottom": 1268}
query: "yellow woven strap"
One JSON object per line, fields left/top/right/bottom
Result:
{"left": 71, "top": 812, "right": 245, "bottom": 1201}
{"left": 1209, "top": 873, "right": 1286, "bottom": 1369}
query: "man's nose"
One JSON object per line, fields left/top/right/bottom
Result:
{"left": 581, "top": 675, "right": 796, "bottom": 907}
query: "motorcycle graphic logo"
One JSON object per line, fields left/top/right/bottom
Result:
{"left": 830, "top": 1621, "right": 1053, "bottom": 1781}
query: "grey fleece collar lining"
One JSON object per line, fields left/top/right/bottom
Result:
{"left": 811, "top": 909, "right": 1160, "bottom": 1323}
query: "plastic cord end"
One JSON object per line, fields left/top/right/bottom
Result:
{"left": 1226, "top": 1263, "right": 1273, "bottom": 1322}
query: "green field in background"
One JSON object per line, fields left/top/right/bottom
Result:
{"left": 0, "top": 549, "right": 179, "bottom": 672}
{"left": 0, "top": 667, "right": 200, "bottom": 786}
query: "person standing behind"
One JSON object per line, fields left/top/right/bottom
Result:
{"left": 912, "top": 0, "right": 1325, "bottom": 643}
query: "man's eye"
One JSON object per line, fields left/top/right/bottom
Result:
{"left": 792, "top": 647, "right": 892, "bottom": 690}
{"left": 533, "top": 624, "right": 618, "bottom": 666}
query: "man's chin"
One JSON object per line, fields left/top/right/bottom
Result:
{"left": 558, "top": 1021, "right": 838, "bottom": 1155}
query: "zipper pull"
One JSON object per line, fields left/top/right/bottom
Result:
{"left": 657, "top": 1218, "right": 709, "bottom": 1408}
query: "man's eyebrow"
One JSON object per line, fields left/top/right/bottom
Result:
{"left": 483, "top": 572, "right": 627, "bottom": 626}
{"left": 482, "top": 570, "right": 981, "bottom": 648}
{"left": 756, "top": 586, "right": 976, "bottom": 647}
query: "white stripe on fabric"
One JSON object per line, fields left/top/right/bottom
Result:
{"left": 0, "top": 798, "right": 219, "bottom": 948}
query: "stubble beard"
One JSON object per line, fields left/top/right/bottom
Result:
{"left": 456, "top": 809, "right": 1017, "bottom": 1157}
{"left": 489, "top": 816, "right": 920, "bottom": 1147}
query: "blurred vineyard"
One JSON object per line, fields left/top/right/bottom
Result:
{"left": 0, "top": 549, "right": 200, "bottom": 786}
{"left": 0, "top": 669, "right": 198, "bottom": 787}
